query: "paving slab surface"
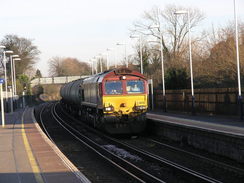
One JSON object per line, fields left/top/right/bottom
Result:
{"left": 147, "top": 111, "right": 244, "bottom": 136}
{"left": 0, "top": 107, "right": 90, "bottom": 183}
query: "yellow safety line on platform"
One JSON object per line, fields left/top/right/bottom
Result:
{"left": 21, "top": 108, "right": 45, "bottom": 183}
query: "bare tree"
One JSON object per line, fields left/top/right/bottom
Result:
{"left": 131, "top": 4, "right": 205, "bottom": 67}
{"left": 194, "top": 22, "right": 244, "bottom": 87}
{"left": 48, "top": 57, "right": 90, "bottom": 76}
{"left": 48, "top": 57, "right": 65, "bottom": 76}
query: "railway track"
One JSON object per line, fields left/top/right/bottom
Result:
{"left": 120, "top": 137, "right": 244, "bottom": 183}
{"left": 37, "top": 103, "right": 136, "bottom": 183}
{"left": 149, "top": 138, "right": 244, "bottom": 174}
{"left": 38, "top": 103, "right": 55, "bottom": 141}
{"left": 54, "top": 102, "right": 223, "bottom": 183}
{"left": 52, "top": 103, "right": 165, "bottom": 183}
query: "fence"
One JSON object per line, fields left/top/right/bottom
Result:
{"left": 1, "top": 95, "right": 45, "bottom": 113}
{"left": 154, "top": 88, "right": 240, "bottom": 115}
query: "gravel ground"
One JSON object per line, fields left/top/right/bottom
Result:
{"left": 120, "top": 136, "right": 244, "bottom": 183}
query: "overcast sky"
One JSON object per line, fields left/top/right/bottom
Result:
{"left": 0, "top": 0, "right": 243, "bottom": 76}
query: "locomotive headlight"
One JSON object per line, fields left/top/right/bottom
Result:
{"left": 135, "top": 105, "right": 147, "bottom": 111}
{"left": 121, "top": 76, "right": 126, "bottom": 80}
{"left": 104, "top": 106, "right": 114, "bottom": 112}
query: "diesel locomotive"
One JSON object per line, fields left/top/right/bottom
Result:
{"left": 60, "top": 68, "right": 148, "bottom": 134}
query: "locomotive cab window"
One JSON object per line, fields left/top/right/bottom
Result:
{"left": 105, "top": 81, "right": 122, "bottom": 94}
{"left": 126, "top": 80, "right": 144, "bottom": 94}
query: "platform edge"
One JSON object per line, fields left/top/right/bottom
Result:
{"left": 31, "top": 107, "right": 91, "bottom": 183}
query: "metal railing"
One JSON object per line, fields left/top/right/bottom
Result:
{"left": 30, "top": 75, "right": 89, "bottom": 87}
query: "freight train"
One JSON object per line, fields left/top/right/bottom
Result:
{"left": 60, "top": 67, "right": 148, "bottom": 134}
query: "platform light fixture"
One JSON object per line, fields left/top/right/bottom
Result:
{"left": 130, "top": 34, "right": 143, "bottom": 74}
{"left": 106, "top": 48, "right": 113, "bottom": 70}
{"left": 13, "top": 58, "right": 21, "bottom": 95}
{"left": 174, "top": 9, "right": 195, "bottom": 115}
{"left": 88, "top": 59, "right": 95, "bottom": 75}
{"left": 95, "top": 54, "right": 103, "bottom": 73}
{"left": 0, "top": 46, "right": 6, "bottom": 124}
{"left": 116, "top": 42, "right": 127, "bottom": 68}
{"left": 233, "top": 0, "right": 242, "bottom": 119}
{"left": 149, "top": 24, "right": 166, "bottom": 112}
{"left": 11, "top": 55, "right": 19, "bottom": 96}
{"left": 3, "top": 50, "right": 14, "bottom": 100}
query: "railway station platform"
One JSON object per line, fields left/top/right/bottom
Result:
{"left": 0, "top": 107, "right": 90, "bottom": 183}
{"left": 147, "top": 111, "right": 244, "bottom": 136}
{"left": 147, "top": 110, "right": 244, "bottom": 163}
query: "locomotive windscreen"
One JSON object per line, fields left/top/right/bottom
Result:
{"left": 126, "top": 80, "right": 144, "bottom": 94}
{"left": 105, "top": 81, "right": 123, "bottom": 94}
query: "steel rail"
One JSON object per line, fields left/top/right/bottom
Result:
{"left": 58, "top": 102, "right": 222, "bottom": 183}
{"left": 38, "top": 103, "right": 55, "bottom": 143}
{"left": 52, "top": 102, "right": 165, "bottom": 183}
{"left": 110, "top": 138, "right": 222, "bottom": 183}
{"left": 150, "top": 139, "right": 244, "bottom": 174}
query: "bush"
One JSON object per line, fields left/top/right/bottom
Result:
{"left": 165, "top": 68, "right": 188, "bottom": 89}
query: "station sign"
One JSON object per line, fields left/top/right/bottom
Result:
{"left": 0, "top": 78, "right": 5, "bottom": 84}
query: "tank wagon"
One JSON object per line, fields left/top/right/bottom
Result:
{"left": 60, "top": 68, "right": 148, "bottom": 134}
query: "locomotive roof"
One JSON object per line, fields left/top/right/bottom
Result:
{"left": 91, "top": 67, "right": 145, "bottom": 79}
{"left": 62, "top": 68, "right": 146, "bottom": 88}
{"left": 81, "top": 67, "right": 146, "bottom": 85}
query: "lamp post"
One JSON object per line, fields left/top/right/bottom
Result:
{"left": 4, "top": 50, "right": 13, "bottom": 112}
{"left": 115, "top": 45, "right": 119, "bottom": 68}
{"left": 12, "top": 55, "right": 19, "bottom": 95}
{"left": 89, "top": 59, "right": 95, "bottom": 75}
{"left": 233, "top": 0, "right": 242, "bottom": 119}
{"left": 0, "top": 46, "right": 6, "bottom": 124}
{"left": 130, "top": 35, "right": 143, "bottom": 74}
{"left": 106, "top": 49, "right": 109, "bottom": 70}
{"left": 175, "top": 10, "right": 195, "bottom": 115}
{"left": 11, "top": 55, "right": 19, "bottom": 111}
{"left": 149, "top": 25, "right": 166, "bottom": 112}
{"left": 8, "top": 86, "right": 13, "bottom": 113}
{"left": 116, "top": 43, "right": 127, "bottom": 67}
{"left": 13, "top": 58, "right": 21, "bottom": 96}
{"left": 90, "top": 59, "right": 94, "bottom": 75}
{"left": 106, "top": 48, "right": 113, "bottom": 70}
{"left": 96, "top": 55, "right": 103, "bottom": 73}
{"left": 9, "top": 55, "right": 14, "bottom": 113}
{"left": 92, "top": 57, "right": 98, "bottom": 74}
{"left": 0, "top": 45, "right": 6, "bottom": 70}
